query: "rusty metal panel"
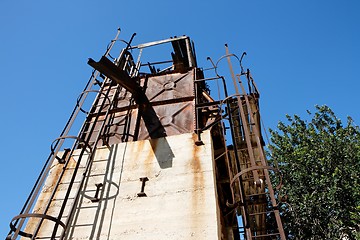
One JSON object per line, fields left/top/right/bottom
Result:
{"left": 82, "top": 69, "right": 196, "bottom": 146}
{"left": 137, "top": 101, "right": 195, "bottom": 140}
{"left": 135, "top": 70, "right": 195, "bottom": 140}
{"left": 142, "top": 70, "right": 195, "bottom": 102}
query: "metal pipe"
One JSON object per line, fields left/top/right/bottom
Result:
{"left": 185, "top": 37, "right": 194, "bottom": 68}
{"left": 130, "top": 35, "right": 188, "bottom": 50}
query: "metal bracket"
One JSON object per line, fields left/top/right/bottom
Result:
{"left": 56, "top": 148, "right": 71, "bottom": 164}
{"left": 194, "top": 129, "right": 204, "bottom": 146}
{"left": 137, "top": 177, "right": 149, "bottom": 197}
{"left": 91, "top": 183, "right": 103, "bottom": 203}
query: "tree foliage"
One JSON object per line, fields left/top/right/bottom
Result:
{"left": 269, "top": 105, "right": 360, "bottom": 239}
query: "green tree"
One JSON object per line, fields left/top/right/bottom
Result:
{"left": 269, "top": 105, "right": 360, "bottom": 239}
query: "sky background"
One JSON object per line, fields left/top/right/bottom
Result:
{"left": 0, "top": 0, "right": 359, "bottom": 237}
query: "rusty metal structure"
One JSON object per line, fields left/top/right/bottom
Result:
{"left": 6, "top": 29, "right": 286, "bottom": 239}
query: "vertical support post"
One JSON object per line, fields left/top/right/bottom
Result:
{"left": 185, "top": 37, "right": 194, "bottom": 68}
{"left": 194, "top": 69, "right": 204, "bottom": 146}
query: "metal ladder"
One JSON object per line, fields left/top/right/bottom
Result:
{"left": 6, "top": 28, "right": 138, "bottom": 240}
{"left": 227, "top": 84, "right": 285, "bottom": 239}
{"left": 220, "top": 44, "right": 285, "bottom": 239}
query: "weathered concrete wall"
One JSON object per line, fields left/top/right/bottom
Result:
{"left": 27, "top": 130, "right": 221, "bottom": 239}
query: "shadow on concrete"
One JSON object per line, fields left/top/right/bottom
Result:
{"left": 137, "top": 77, "right": 175, "bottom": 169}
{"left": 149, "top": 137, "right": 175, "bottom": 169}
{"left": 66, "top": 144, "right": 121, "bottom": 240}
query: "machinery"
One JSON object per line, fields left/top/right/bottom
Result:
{"left": 7, "top": 29, "right": 285, "bottom": 239}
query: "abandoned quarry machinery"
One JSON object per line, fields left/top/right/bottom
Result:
{"left": 7, "top": 29, "right": 285, "bottom": 240}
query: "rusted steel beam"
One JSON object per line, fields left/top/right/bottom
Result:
{"left": 88, "top": 56, "right": 145, "bottom": 101}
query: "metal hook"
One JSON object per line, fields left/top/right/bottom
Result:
{"left": 240, "top": 52, "right": 247, "bottom": 74}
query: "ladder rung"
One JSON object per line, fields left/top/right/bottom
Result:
{"left": 249, "top": 210, "right": 274, "bottom": 216}
{"left": 92, "top": 159, "right": 109, "bottom": 162}
{"left": 76, "top": 205, "right": 101, "bottom": 210}
{"left": 245, "top": 192, "right": 269, "bottom": 197}
{"left": 72, "top": 223, "right": 95, "bottom": 227}
{"left": 85, "top": 119, "right": 105, "bottom": 124}
{"left": 34, "top": 236, "right": 61, "bottom": 239}
{"left": 82, "top": 129, "right": 100, "bottom": 134}
{"left": 107, "top": 123, "right": 126, "bottom": 127}
{"left": 252, "top": 233, "right": 280, "bottom": 238}
{"left": 88, "top": 173, "right": 106, "bottom": 177}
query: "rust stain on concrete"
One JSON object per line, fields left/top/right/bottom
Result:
{"left": 131, "top": 140, "right": 145, "bottom": 173}
{"left": 190, "top": 133, "right": 205, "bottom": 231}
{"left": 145, "top": 138, "right": 158, "bottom": 179}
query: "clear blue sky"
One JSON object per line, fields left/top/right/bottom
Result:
{"left": 0, "top": 0, "right": 359, "bottom": 237}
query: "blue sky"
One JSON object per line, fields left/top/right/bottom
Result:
{"left": 0, "top": 0, "right": 359, "bottom": 237}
